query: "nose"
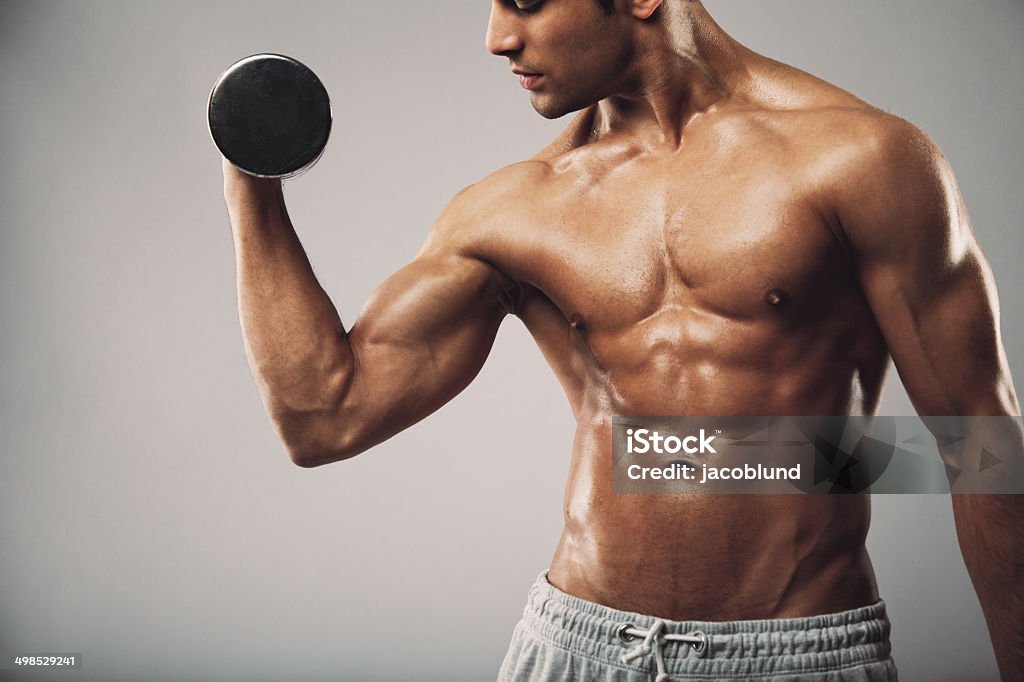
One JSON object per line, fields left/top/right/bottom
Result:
{"left": 486, "top": 2, "right": 525, "bottom": 56}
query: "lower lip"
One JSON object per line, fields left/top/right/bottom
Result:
{"left": 518, "top": 74, "right": 543, "bottom": 90}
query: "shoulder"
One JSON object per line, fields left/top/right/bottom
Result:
{"left": 735, "top": 59, "right": 962, "bottom": 249}
{"left": 764, "top": 105, "right": 952, "bottom": 209}
{"left": 735, "top": 59, "right": 955, "bottom": 237}
{"left": 419, "top": 159, "right": 553, "bottom": 257}
{"left": 740, "top": 56, "right": 943, "bottom": 171}
{"left": 436, "top": 160, "right": 552, "bottom": 229}
{"left": 821, "top": 109, "right": 948, "bottom": 182}
{"left": 823, "top": 112, "right": 958, "bottom": 235}
{"left": 748, "top": 57, "right": 950, "bottom": 186}
{"left": 803, "top": 111, "right": 968, "bottom": 264}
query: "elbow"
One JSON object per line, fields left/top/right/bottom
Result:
{"left": 287, "top": 446, "right": 332, "bottom": 469}
{"left": 286, "top": 442, "right": 363, "bottom": 469}
{"left": 282, "top": 421, "right": 371, "bottom": 469}
{"left": 272, "top": 367, "right": 368, "bottom": 468}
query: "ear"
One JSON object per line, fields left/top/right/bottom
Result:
{"left": 626, "top": 0, "right": 663, "bottom": 20}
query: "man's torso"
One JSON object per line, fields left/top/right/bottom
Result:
{"left": 460, "top": 62, "right": 896, "bottom": 620}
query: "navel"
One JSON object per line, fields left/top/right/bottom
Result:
{"left": 569, "top": 313, "right": 587, "bottom": 331}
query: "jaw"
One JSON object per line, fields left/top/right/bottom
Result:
{"left": 529, "top": 74, "right": 630, "bottom": 120}
{"left": 531, "top": 93, "right": 576, "bottom": 120}
{"left": 527, "top": 72, "right": 608, "bottom": 120}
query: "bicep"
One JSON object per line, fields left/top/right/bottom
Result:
{"left": 341, "top": 249, "right": 509, "bottom": 447}
{"left": 862, "top": 238, "right": 1009, "bottom": 416}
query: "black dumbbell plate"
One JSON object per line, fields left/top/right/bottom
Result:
{"left": 208, "top": 54, "right": 332, "bottom": 178}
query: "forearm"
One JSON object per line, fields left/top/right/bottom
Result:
{"left": 223, "top": 162, "right": 353, "bottom": 459}
{"left": 938, "top": 414, "right": 1024, "bottom": 679}
{"left": 952, "top": 494, "right": 1024, "bottom": 680}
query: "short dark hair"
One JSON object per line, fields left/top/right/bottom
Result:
{"left": 596, "top": 0, "right": 614, "bottom": 13}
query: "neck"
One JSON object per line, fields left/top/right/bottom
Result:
{"left": 595, "top": 1, "right": 752, "bottom": 148}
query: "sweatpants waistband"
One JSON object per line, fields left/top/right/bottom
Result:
{"left": 521, "top": 571, "right": 893, "bottom": 679}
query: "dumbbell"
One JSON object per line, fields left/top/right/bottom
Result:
{"left": 208, "top": 53, "right": 332, "bottom": 178}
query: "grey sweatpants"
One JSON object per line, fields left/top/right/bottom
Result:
{"left": 498, "top": 571, "right": 897, "bottom": 681}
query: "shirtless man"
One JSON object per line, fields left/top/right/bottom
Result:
{"left": 221, "top": 0, "right": 1023, "bottom": 679}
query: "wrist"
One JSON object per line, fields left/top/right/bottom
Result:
{"left": 222, "top": 158, "right": 283, "bottom": 208}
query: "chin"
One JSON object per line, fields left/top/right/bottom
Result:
{"left": 533, "top": 105, "right": 570, "bottom": 120}
{"left": 531, "top": 93, "right": 590, "bottom": 120}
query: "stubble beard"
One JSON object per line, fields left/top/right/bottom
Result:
{"left": 530, "top": 86, "right": 600, "bottom": 120}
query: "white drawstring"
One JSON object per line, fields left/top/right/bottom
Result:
{"left": 619, "top": 620, "right": 707, "bottom": 682}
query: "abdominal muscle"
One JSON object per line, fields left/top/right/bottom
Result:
{"left": 546, "top": 410, "right": 880, "bottom": 622}
{"left": 515, "top": 224, "right": 886, "bottom": 620}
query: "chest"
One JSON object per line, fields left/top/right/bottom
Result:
{"left": 489, "top": 149, "right": 851, "bottom": 330}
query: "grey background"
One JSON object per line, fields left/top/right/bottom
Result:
{"left": 1, "top": 1, "right": 1021, "bottom": 680}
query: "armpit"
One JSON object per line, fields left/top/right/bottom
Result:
{"left": 495, "top": 275, "right": 527, "bottom": 317}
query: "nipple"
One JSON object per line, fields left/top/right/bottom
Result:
{"left": 765, "top": 289, "right": 790, "bottom": 307}
{"left": 569, "top": 313, "right": 586, "bottom": 331}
